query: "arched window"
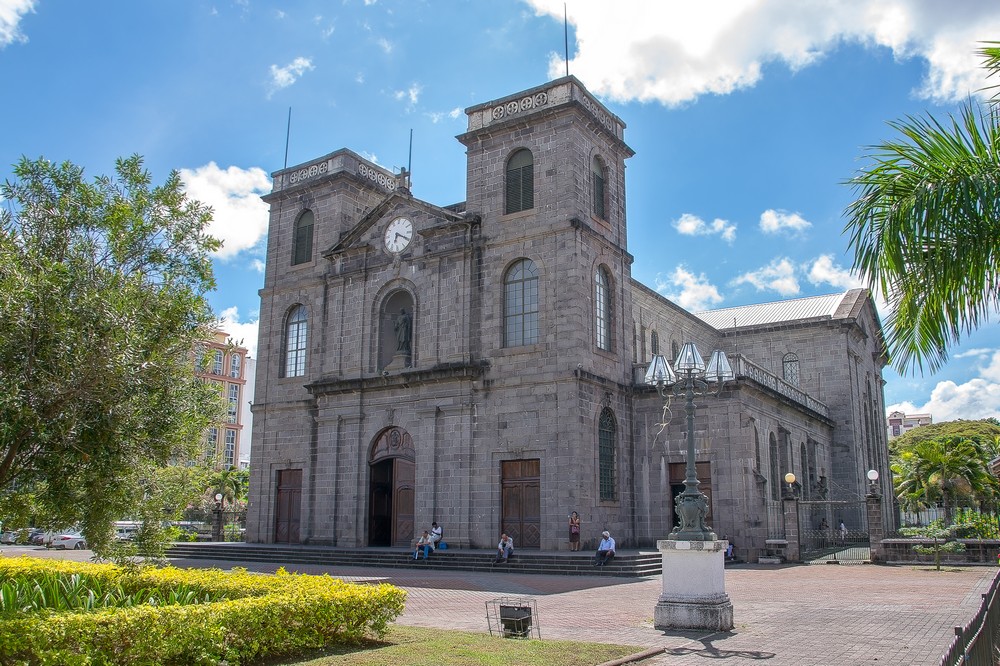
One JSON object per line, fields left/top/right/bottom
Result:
{"left": 503, "top": 259, "right": 539, "bottom": 347}
{"left": 229, "top": 353, "right": 242, "bottom": 378}
{"left": 595, "top": 266, "right": 612, "bottom": 351}
{"left": 671, "top": 340, "right": 680, "bottom": 363}
{"left": 599, "top": 408, "right": 617, "bottom": 501}
{"left": 592, "top": 156, "right": 606, "bottom": 219}
{"left": 782, "top": 352, "right": 800, "bottom": 387}
{"left": 769, "top": 433, "right": 780, "bottom": 501}
{"left": 505, "top": 149, "right": 534, "bottom": 214}
{"left": 292, "top": 210, "right": 314, "bottom": 266}
{"left": 283, "top": 305, "right": 308, "bottom": 377}
{"left": 650, "top": 330, "right": 659, "bottom": 356}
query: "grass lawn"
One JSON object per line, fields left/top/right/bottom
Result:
{"left": 258, "top": 624, "right": 642, "bottom": 665}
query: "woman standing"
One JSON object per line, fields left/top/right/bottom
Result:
{"left": 568, "top": 511, "right": 581, "bottom": 551}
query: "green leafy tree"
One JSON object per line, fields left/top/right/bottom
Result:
{"left": 889, "top": 418, "right": 1000, "bottom": 456}
{"left": 0, "top": 155, "right": 222, "bottom": 554}
{"left": 844, "top": 42, "right": 1000, "bottom": 374}
{"left": 893, "top": 436, "right": 998, "bottom": 523}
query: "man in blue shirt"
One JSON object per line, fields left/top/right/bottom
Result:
{"left": 593, "top": 530, "right": 616, "bottom": 566}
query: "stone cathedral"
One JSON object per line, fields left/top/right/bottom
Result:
{"left": 246, "top": 76, "right": 891, "bottom": 561}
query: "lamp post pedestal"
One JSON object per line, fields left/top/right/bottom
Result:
{"left": 654, "top": 539, "right": 734, "bottom": 631}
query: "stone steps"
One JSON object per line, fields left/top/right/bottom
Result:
{"left": 165, "top": 543, "right": 663, "bottom": 577}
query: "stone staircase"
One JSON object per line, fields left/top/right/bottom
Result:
{"left": 165, "top": 542, "right": 664, "bottom": 577}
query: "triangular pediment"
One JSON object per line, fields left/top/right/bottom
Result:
{"left": 323, "top": 190, "right": 467, "bottom": 258}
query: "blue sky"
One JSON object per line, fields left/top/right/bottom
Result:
{"left": 4, "top": 0, "right": 1000, "bottom": 422}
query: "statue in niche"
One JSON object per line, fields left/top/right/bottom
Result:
{"left": 394, "top": 308, "right": 412, "bottom": 353}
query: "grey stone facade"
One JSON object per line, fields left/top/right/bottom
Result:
{"left": 246, "top": 76, "right": 890, "bottom": 561}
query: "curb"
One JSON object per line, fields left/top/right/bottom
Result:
{"left": 596, "top": 647, "right": 666, "bottom": 666}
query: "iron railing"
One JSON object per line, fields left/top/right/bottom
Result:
{"left": 939, "top": 570, "right": 1000, "bottom": 665}
{"left": 730, "top": 356, "right": 830, "bottom": 419}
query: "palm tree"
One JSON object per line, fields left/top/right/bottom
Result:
{"left": 892, "top": 436, "right": 997, "bottom": 523}
{"left": 844, "top": 43, "right": 1000, "bottom": 374}
{"left": 208, "top": 466, "right": 244, "bottom": 510}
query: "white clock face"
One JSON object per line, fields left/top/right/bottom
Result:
{"left": 384, "top": 217, "right": 413, "bottom": 253}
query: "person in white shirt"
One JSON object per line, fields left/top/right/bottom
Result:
{"left": 593, "top": 530, "right": 616, "bottom": 566}
{"left": 413, "top": 531, "right": 435, "bottom": 560}
{"left": 494, "top": 533, "right": 514, "bottom": 563}
{"left": 430, "top": 522, "right": 443, "bottom": 547}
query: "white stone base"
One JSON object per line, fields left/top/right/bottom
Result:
{"left": 654, "top": 539, "right": 734, "bottom": 632}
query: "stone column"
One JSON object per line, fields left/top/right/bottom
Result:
{"left": 867, "top": 492, "right": 885, "bottom": 563}
{"left": 782, "top": 497, "right": 800, "bottom": 562}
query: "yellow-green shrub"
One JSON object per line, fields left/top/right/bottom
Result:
{"left": 0, "top": 557, "right": 406, "bottom": 665}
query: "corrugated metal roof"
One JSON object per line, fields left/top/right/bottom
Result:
{"left": 695, "top": 293, "right": 846, "bottom": 330}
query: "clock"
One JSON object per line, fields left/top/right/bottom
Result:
{"left": 383, "top": 217, "right": 413, "bottom": 253}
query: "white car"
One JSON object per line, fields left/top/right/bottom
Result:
{"left": 47, "top": 533, "right": 87, "bottom": 550}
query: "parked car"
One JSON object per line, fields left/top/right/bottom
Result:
{"left": 0, "top": 529, "right": 27, "bottom": 544}
{"left": 47, "top": 532, "right": 87, "bottom": 550}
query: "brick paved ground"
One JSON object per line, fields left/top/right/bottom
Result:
{"left": 4, "top": 546, "right": 995, "bottom": 666}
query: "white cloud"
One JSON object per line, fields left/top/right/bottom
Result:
{"left": 655, "top": 266, "right": 723, "bottom": 311}
{"left": 672, "top": 212, "right": 736, "bottom": 243}
{"left": 888, "top": 351, "right": 1000, "bottom": 421}
{"left": 394, "top": 83, "right": 423, "bottom": 107}
{"left": 179, "top": 163, "right": 271, "bottom": 260}
{"left": 806, "top": 255, "right": 864, "bottom": 290}
{"left": 760, "top": 209, "right": 811, "bottom": 235}
{"left": 955, "top": 348, "right": 994, "bottom": 359}
{"left": 267, "top": 56, "right": 314, "bottom": 97}
{"left": 426, "top": 107, "right": 464, "bottom": 123}
{"left": 732, "top": 258, "right": 800, "bottom": 296}
{"left": 217, "top": 306, "right": 260, "bottom": 359}
{"left": 526, "top": 0, "right": 1000, "bottom": 106}
{"left": 0, "top": 0, "right": 34, "bottom": 47}
{"left": 377, "top": 37, "right": 392, "bottom": 54}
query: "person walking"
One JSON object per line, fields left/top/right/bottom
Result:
{"left": 568, "top": 511, "right": 581, "bottom": 551}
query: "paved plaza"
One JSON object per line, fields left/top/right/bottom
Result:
{"left": 4, "top": 546, "right": 996, "bottom": 665}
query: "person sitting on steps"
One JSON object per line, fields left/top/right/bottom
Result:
{"left": 593, "top": 530, "right": 616, "bottom": 566}
{"left": 430, "top": 522, "right": 443, "bottom": 548}
{"left": 413, "top": 530, "right": 435, "bottom": 561}
{"left": 494, "top": 533, "right": 514, "bottom": 564}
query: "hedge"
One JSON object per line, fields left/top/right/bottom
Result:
{"left": 0, "top": 557, "right": 406, "bottom": 665}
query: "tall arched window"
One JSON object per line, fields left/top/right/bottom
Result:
{"left": 504, "top": 259, "right": 539, "bottom": 347}
{"left": 292, "top": 210, "right": 314, "bottom": 266}
{"left": 671, "top": 340, "right": 680, "bottom": 363}
{"left": 505, "top": 149, "right": 534, "bottom": 214}
{"left": 650, "top": 330, "right": 659, "bottom": 356}
{"left": 599, "top": 408, "right": 617, "bottom": 501}
{"left": 595, "top": 266, "right": 612, "bottom": 351}
{"left": 782, "top": 352, "right": 800, "bottom": 387}
{"left": 769, "top": 433, "right": 780, "bottom": 501}
{"left": 800, "top": 442, "right": 809, "bottom": 499}
{"left": 284, "top": 305, "right": 308, "bottom": 378}
{"left": 592, "top": 156, "right": 606, "bottom": 219}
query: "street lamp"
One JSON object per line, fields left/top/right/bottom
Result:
{"left": 866, "top": 469, "right": 880, "bottom": 495}
{"left": 645, "top": 342, "right": 734, "bottom": 541}
{"left": 213, "top": 493, "right": 224, "bottom": 542}
{"left": 783, "top": 472, "right": 797, "bottom": 498}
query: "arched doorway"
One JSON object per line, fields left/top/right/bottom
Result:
{"left": 368, "top": 427, "right": 415, "bottom": 547}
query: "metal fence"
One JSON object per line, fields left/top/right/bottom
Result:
{"left": 939, "top": 570, "right": 1000, "bottom": 666}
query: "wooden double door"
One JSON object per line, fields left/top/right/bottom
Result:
{"left": 501, "top": 459, "right": 540, "bottom": 549}
{"left": 368, "top": 427, "right": 415, "bottom": 547}
{"left": 274, "top": 469, "right": 302, "bottom": 543}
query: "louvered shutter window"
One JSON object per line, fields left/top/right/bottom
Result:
{"left": 505, "top": 150, "right": 534, "bottom": 214}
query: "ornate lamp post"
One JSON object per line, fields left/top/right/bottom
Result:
{"left": 645, "top": 342, "right": 734, "bottom": 541}
{"left": 645, "top": 341, "right": 735, "bottom": 632}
